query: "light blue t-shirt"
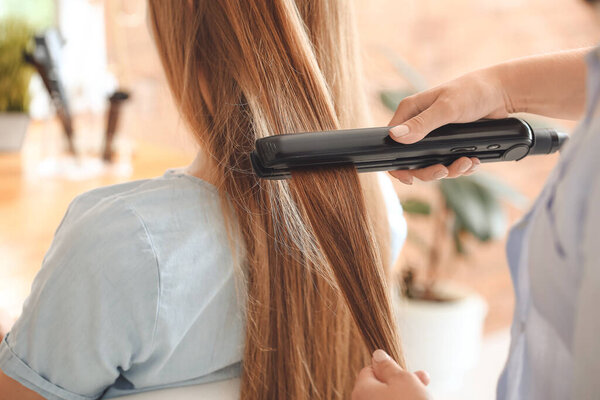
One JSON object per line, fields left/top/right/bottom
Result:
{"left": 0, "top": 170, "right": 406, "bottom": 399}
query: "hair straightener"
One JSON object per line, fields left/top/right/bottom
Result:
{"left": 251, "top": 118, "right": 567, "bottom": 180}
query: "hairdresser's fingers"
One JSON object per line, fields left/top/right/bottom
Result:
{"left": 371, "top": 349, "right": 405, "bottom": 383}
{"left": 355, "top": 366, "right": 386, "bottom": 388}
{"left": 356, "top": 366, "right": 376, "bottom": 381}
{"left": 388, "top": 90, "right": 440, "bottom": 128}
{"left": 351, "top": 367, "right": 386, "bottom": 400}
{"left": 445, "top": 157, "right": 473, "bottom": 178}
{"left": 409, "top": 164, "right": 448, "bottom": 182}
{"left": 388, "top": 169, "right": 414, "bottom": 185}
{"left": 390, "top": 98, "right": 457, "bottom": 144}
{"left": 414, "top": 370, "right": 431, "bottom": 386}
{"left": 463, "top": 157, "right": 481, "bottom": 175}
{"left": 390, "top": 157, "right": 479, "bottom": 183}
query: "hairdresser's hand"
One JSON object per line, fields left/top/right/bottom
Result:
{"left": 352, "top": 350, "right": 433, "bottom": 400}
{"left": 387, "top": 68, "right": 510, "bottom": 184}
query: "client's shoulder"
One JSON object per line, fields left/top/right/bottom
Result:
{"left": 73, "top": 169, "right": 216, "bottom": 208}
{"left": 66, "top": 169, "right": 222, "bottom": 226}
{"left": 44, "top": 170, "right": 233, "bottom": 293}
{"left": 54, "top": 170, "right": 229, "bottom": 268}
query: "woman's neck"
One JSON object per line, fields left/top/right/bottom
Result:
{"left": 185, "top": 150, "right": 220, "bottom": 186}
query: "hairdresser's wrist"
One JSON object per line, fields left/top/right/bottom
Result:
{"left": 490, "top": 56, "right": 549, "bottom": 115}
{"left": 491, "top": 49, "right": 589, "bottom": 119}
{"left": 487, "top": 63, "right": 522, "bottom": 115}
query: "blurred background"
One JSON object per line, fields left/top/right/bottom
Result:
{"left": 0, "top": 0, "right": 598, "bottom": 399}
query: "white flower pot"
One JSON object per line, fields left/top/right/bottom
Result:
{"left": 0, "top": 112, "right": 29, "bottom": 152}
{"left": 396, "top": 284, "right": 488, "bottom": 394}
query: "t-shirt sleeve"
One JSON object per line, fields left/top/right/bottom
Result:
{"left": 0, "top": 195, "right": 160, "bottom": 400}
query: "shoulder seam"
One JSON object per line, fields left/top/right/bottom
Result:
{"left": 125, "top": 204, "right": 162, "bottom": 350}
{"left": 54, "top": 195, "right": 82, "bottom": 236}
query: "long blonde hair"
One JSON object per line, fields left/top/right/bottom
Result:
{"left": 147, "top": 1, "right": 405, "bottom": 398}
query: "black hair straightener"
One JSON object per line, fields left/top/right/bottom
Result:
{"left": 251, "top": 118, "right": 567, "bottom": 180}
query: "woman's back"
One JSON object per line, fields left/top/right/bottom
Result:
{"left": 0, "top": 169, "right": 404, "bottom": 398}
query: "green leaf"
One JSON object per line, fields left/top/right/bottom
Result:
{"left": 452, "top": 218, "right": 467, "bottom": 255}
{"left": 476, "top": 181, "right": 506, "bottom": 240}
{"left": 401, "top": 198, "right": 431, "bottom": 215}
{"left": 0, "top": 18, "right": 35, "bottom": 113}
{"left": 0, "top": 0, "right": 55, "bottom": 30}
{"left": 380, "top": 90, "right": 416, "bottom": 112}
{"left": 440, "top": 177, "right": 506, "bottom": 242}
{"left": 441, "top": 179, "right": 484, "bottom": 239}
{"left": 467, "top": 172, "right": 528, "bottom": 209}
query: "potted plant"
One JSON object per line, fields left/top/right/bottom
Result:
{"left": 379, "top": 53, "right": 528, "bottom": 393}
{"left": 0, "top": 17, "right": 34, "bottom": 152}
{"left": 393, "top": 174, "right": 525, "bottom": 393}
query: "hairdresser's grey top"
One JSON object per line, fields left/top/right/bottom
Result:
{"left": 497, "top": 47, "right": 600, "bottom": 399}
{"left": 0, "top": 170, "right": 406, "bottom": 399}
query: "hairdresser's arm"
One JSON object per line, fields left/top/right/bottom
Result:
{"left": 387, "top": 48, "right": 588, "bottom": 184}
{"left": 352, "top": 350, "right": 432, "bottom": 400}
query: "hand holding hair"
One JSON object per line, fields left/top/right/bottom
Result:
{"left": 352, "top": 350, "right": 432, "bottom": 400}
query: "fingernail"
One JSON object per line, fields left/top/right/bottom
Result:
{"left": 390, "top": 125, "right": 410, "bottom": 138}
{"left": 416, "top": 370, "right": 431, "bottom": 385}
{"left": 458, "top": 160, "right": 472, "bottom": 174}
{"left": 401, "top": 176, "right": 413, "bottom": 185}
{"left": 433, "top": 170, "right": 447, "bottom": 180}
{"left": 373, "top": 349, "right": 390, "bottom": 363}
{"left": 389, "top": 171, "right": 413, "bottom": 185}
